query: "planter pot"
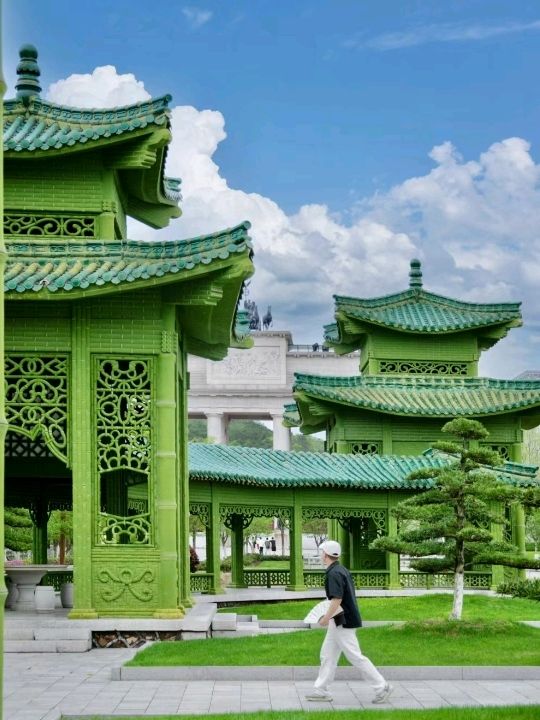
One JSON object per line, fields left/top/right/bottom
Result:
{"left": 60, "top": 582, "right": 74, "bottom": 609}
{"left": 34, "top": 585, "right": 56, "bottom": 614}
{"left": 5, "top": 578, "right": 18, "bottom": 609}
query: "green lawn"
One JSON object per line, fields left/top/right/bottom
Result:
{"left": 127, "top": 620, "right": 540, "bottom": 666}
{"left": 218, "top": 594, "right": 540, "bottom": 621}
{"left": 62, "top": 707, "right": 540, "bottom": 720}
{"left": 248, "top": 560, "right": 290, "bottom": 570}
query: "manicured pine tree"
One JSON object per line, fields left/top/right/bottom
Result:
{"left": 4, "top": 507, "right": 32, "bottom": 553}
{"left": 372, "top": 418, "right": 540, "bottom": 620}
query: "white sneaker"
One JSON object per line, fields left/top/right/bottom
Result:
{"left": 372, "top": 682, "right": 394, "bottom": 704}
{"left": 305, "top": 690, "right": 333, "bottom": 702}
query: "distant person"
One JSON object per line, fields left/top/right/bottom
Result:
{"left": 312, "top": 343, "right": 320, "bottom": 352}
{"left": 265, "top": 538, "right": 270, "bottom": 551}
{"left": 305, "top": 540, "right": 393, "bottom": 705}
{"left": 259, "top": 543, "right": 264, "bottom": 557}
{"left": 270, "top": 538, "right": 276, "bottom": 552}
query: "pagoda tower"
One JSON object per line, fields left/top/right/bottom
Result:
{"left": 287, "top": 259, "right": 540, "bottom": 462}
{"left": 3, "top": 46, "right": 254, "bottom": 618}
{"left": 285, "top": 260, "right": 540, "bottom": 580}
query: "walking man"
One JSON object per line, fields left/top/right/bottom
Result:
{"left": 305, "top": 540, "right": 393, "bottom": 704}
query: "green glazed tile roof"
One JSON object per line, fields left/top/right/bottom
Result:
{"left": 293, "top": 374, "right": 540, "bottom": 418}
{"left": 5, "top": 221, "right": 252, "bottom": 295}
{"left": 330, "top": 289, "right": 522, "bottom": 336}
{"left": 188, "top": 443, "right": 538, "bottom": 489}
{"left": 3, "top": 95, "right": 172, "bottom": 153}
{"left": 283, "top": 402, "right": 301, "bottom": 427}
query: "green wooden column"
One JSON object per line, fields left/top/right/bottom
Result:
{"left": 349, "top": 518, "right": 362, "bottom": 570}
{"left": 287, "top": 503, "right": 305, "bottom": 590}
{"left": 229, "top": 514, "right": 247, "bottom": 588}
{"left": 31, "top": 500, "right": 49, "bottom": 564}
{"left": 512, "top": 503, "right": 527, "bottom": 582}
{"left": 207, "top": 490, "right": 223, "bottom": 594}
{"left": 490, "top": 501, "right": 505, "bottom": 590}
{"left": 70, "top": 305, "right": 97, "bottom": 619}
{"left": 0, "top": 15, "right": 8, "bottom": 717}
{"left": 386, "top": 506, "right": 400, "bottom": 589}
{"left": 337, "top": 521, "right": 351, "bottom": 567}
{"left": 154, "top": 304, "right": 183, "bottom": 618}
{"left": 176, "top": 332, "right": 192, "bottom": 608}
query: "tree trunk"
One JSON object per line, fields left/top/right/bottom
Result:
{"left": 451, "top": 541, "right": 465, "bottom": 620}
{"left": 59, "top": 533, "right": 66, "bottom": 565}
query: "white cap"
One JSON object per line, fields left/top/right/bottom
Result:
{"left": 319, "top": 540, "right": 341, "bottom": 558}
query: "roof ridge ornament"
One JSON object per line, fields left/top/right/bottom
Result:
{"left": 409, "top": 258, "right": 423, "bottom": 289}
{"left": 16, "top": 44, "right": 41, "bottom": 103}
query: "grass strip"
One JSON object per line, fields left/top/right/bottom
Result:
{"left": 127, "top": 620, "right": 540, "bottom": 667}
{"left": 218, "top": 594, "right": 540, "bottom": 621}
{"left": 61, "top": 706, "right": 540, "bottom": 720}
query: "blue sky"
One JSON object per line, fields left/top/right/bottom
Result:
{"left": 4, "top": 1, "right": 540, "bottom": 375}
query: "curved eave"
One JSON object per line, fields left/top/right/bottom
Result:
{"left": 293, "top": 387, "right": 540, "bottom": 425}
{"left": 334, "top": 311, "right": 522, "bottom": 339}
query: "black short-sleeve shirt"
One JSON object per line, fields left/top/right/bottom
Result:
{"left": 325, "top": 561, "right": 362, "bottom": 629}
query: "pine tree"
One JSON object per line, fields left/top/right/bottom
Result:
{"left": 372, "top": 418, "right": 539, "bottom": 620}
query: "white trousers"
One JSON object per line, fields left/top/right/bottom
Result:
{"left": 314, "top": 619, "right": 386, "bottom": 692}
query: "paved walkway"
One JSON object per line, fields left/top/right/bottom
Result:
{"left": 5, "top": 649, "right": 540, "bottom": 719}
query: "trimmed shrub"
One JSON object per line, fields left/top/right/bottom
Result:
{"left": 497, "top": 579, "right": 540, "bottom": 601}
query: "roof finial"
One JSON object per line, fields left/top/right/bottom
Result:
{"left": 409, "top": 258, "right": 423, "bottom": 289}
{"left": 16, "top": 44, "right": 41, "bottom": 103}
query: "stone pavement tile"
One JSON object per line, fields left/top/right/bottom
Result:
{"left": 241, "top": 701, "right": 274, "bottom": 712}
{"left": 209, "top": 700, "right": 242, "bottom": 712}
{"left": 147, "top": 701, "right": 183, "bottom": 713}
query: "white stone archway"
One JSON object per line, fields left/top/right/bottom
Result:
{"left": 188, "top": 331, "right": 359, "bottom": 450}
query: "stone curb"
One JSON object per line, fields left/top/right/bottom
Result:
{"left": 114, "top": 665, "right": 540, "bottom": 682}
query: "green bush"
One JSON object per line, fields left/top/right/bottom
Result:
{"left": 260, "top": 555, "right": 289, "bottom": 562}
{"left": 497, "top": 579, "right": 540, "bottom": 601}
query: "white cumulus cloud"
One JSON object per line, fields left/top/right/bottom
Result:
{"left": 182, "top": 7, "right": 213, "bottom": 29}
{"left": 47, "top": 67, "right": 540, "bottom": 377}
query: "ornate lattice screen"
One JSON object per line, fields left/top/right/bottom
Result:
{"left": 5, "top": 355, "right": 68, "bottom": 463}
{"left": 95, "top": 358, "right": 154, "bottom": 545}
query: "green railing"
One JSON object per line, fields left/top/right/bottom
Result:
{"left": 241, "top": 568, "right": 390, "bottom": 589}
{"left": 399, "top": 571, "right": 492, "bottom": 589}
{"left": 243, "top": 569, "right": 290, "bottom": 587}
{"left": 190, "top": 572, "right": 214, "bottom": 593}
{"left": 41, "top": 570, "right": 73, "bottom": 591}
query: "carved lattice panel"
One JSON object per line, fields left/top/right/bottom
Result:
{"left": 5, "top": 431, "right": 54, "bottom": 458}
{"left": 95, "top": 358, "right": 152, "bottom": 474}
{"left": 5, "top": 355, "right": 68, "bottom": 463}
{"left": 350, "top": 442, "right": 380, "bottom": 455}
{"left": 379, "top": 360, "right": 468, "bottom": 376}
{"left": 95, "top": 358, "right": 154, "bottom": 546}
{"left": 4, "top": 213, "right": 96, "bottom": 238}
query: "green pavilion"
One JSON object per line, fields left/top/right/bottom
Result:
{"left": 276, "top": 258, "right": 540, "bottom": 586}
{"left": 3, "top": 46, "right": 253, "bottom": 618}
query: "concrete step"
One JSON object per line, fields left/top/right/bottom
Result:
{"left": 35, "top": 628, "right": 91, "bottom": 641}
{"left": 211, "top": 613, "right": 237, "bottom": 631}
{"left": 5, "top": 627, "right": 35, "bottom": 640}
{"left": 183, "top": 602, "right": 217, "bottom": 632}
{"left": 5, "top": 640, "right": 57, "bottom": 653}
{"left": 56, "top": 639, "right": 92, "bottom": 652}
{"left": 235, "top": 621, "right": 260, "bottom": 636}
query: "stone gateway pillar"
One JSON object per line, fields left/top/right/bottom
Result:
{"left": 272, "top": 414, "right": 291, "bottom": 451}
{"left": 206, "top": 413, "right": 228, "bottom": 444}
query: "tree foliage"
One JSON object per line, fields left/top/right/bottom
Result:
{"left": 5, "top": 507, "right": 33, "bottom": 553}
{"left": 372, "top": 418, "right": 539, "bottom": 620}
{"left": 188, "top": 418, "right": 324, "bottom": 452}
